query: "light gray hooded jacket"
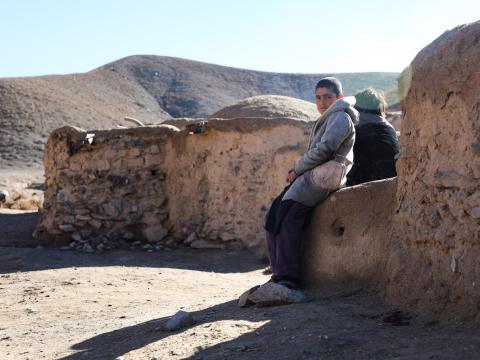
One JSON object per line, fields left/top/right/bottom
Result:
{"left": 282, "top": 97, "right": 359, "bottom": 206}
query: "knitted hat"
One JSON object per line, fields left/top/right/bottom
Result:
{"left": 354, "top": 88, "right": 386, "bottom": 112}
{"left": 315, "top": 77, "right": 343, "bottom": 96}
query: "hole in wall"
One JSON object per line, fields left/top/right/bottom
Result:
{"left": 332, "top": 218, "right": 345, "bottom": 237}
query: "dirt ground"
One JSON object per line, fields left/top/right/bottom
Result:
{"left": 2, "top": 170, "right": 480, "bottom": 360}
{"left": 1, "top": 237, "right": 480, "bottom": 360}
{"left": 0, "top": 168, "right": 44, "bottom": 190}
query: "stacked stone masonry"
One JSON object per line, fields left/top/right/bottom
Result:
{"left": 35, "top": 118, "right": 308, "bottom": 254}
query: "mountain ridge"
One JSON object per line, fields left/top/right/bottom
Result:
{"left": 0, "top": 55, "right": 399, "bottom": 168}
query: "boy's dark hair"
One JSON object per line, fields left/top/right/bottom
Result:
{"left": 354, "top": 88, "right": 387, "bottom": 116}
{"left": 315, "top": 77, "right": 343, "bottom": 96}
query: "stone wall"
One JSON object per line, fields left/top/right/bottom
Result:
{"left": 34, "top": 118, "right": 308, "bottom": 254}
{"left": 385, "top": 22, "right": 480, "bottom": 318}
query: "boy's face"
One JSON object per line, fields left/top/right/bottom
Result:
{"left": 315, "top": 87, "right": 341, "bottom": 114}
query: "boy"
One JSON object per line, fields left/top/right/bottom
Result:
{"left": 265, "top": 77, "right": 359, "bottom": 290}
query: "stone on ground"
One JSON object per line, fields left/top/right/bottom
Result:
{"left": 165, "top": 310, "right": 194, "bottom": 331}
{"left": 0, "top": 190, "right": 9, "bottom": 203}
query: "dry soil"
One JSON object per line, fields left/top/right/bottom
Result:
{"left": 1, "top": 170, "right": 480, "bottom": 360}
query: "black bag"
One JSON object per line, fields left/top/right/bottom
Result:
{"left": 264, "top": 185, "right": 292, "bottom": 235}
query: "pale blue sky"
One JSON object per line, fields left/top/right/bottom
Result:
{"left": 1, "top": 0, "right": 479, "bottom": 77}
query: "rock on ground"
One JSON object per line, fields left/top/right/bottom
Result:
{"left": 165, "top": 311, "right": 194, "bottom": 331}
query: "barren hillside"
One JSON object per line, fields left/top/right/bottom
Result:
{"left": 0, "top": 56, "right": 399, "bottom": 168}
{"left": 106, "top": 56, "right": 399, "bottom": 118}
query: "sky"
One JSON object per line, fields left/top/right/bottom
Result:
{"left": 1, "top": 0, "right": 479, "bottom": 77}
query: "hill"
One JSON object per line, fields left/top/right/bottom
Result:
{"left": 0, "top": 55, "right": 399, "bottom": 168}
{"left": 105, "top": 56, "right": 399, "bottom": 117}
{"left": 0, "top": 68, "right": 171, "bottom": 168}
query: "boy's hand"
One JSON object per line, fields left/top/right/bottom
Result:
{"left": 286, "top": 169, "right": 297, "bottom": 183}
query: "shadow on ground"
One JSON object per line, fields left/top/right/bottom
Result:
{"left": 0, "top": 210, "right": 265, "bottom": 274}
{"left": 58, "top": 291, "right": 480, "bottom": 360}
{"left": 0, "top": 245, "right": 265, "bottom": 275}
{"left": 0, "top": 211, "right": 39, "bottom": 247}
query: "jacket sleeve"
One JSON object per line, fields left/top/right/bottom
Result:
{"left": 293, "top": 112, "right": 353, "bottom": 175}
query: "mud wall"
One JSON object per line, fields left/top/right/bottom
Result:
{"left": 35, "top": 118, "right": 307, "bottom": 253}
{"left": 303, "top": 179, "right": 396, "bottom": 285}
{"left": 385, "top": 22, "right": 480, "bottom": 318}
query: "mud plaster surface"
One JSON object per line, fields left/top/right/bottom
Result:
{"left": 386, "top": 22, "right": 480, "bottom": 317}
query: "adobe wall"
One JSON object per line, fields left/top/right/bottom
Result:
{"left": 385, "top": 22, "right": 480, "bottom": 318}
{"left": 34, "top": 118, "right": 308, "bottom": 253}
{"left": 303, "top": 178, "right": 396, "bottom": 285}
{"left": 163, "top": 119, "right": 309, "bottom": 252}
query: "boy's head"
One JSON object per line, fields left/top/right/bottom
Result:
{"left": 354, "top": 88, "right": 386, "bottom": 116}
{"left": 315, "top": 77, "right": 343, "bottom": 114}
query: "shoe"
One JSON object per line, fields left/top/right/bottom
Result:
{"left": 268, "top": 274, "right": 304, "bottom": 290}
{"left": 277, "top": 278, "right": 303, "bottom": 291}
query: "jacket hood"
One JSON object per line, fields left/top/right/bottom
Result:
{"left": 319, "top": 96, "right": 359, "bottom": 125}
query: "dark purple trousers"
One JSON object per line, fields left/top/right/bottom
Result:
{"left": 266, "top": 200, "right": 313, "bottom": 280}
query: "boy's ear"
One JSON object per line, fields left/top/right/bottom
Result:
{"left": 338, "top": 93, "right": 344, "bottom": 99}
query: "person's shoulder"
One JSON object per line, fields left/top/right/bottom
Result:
{"left": 327, "top": 110, "right": 354, "bottom": 128}
{"left": 327, "top": 110, "right": 350, "bottom": 121}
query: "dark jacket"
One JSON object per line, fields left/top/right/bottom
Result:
{"left": 347, "top": 113, "right": 399, "bottom": 186}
